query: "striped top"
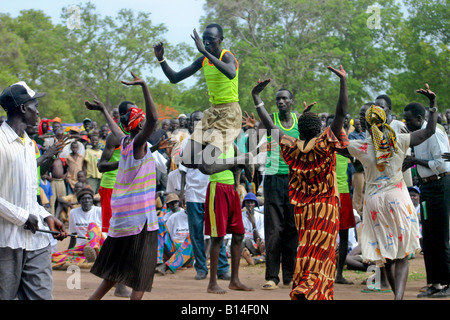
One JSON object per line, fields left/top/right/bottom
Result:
{"left": 108, "top": 137, "right": 157, "bottom": 237}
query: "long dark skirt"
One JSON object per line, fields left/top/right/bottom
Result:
{"left": 90, "top": 227, "right": 158, "bottom": 292}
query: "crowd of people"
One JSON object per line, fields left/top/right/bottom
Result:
{"left": 0, "top": 23, "right": 449, "bottom": 301}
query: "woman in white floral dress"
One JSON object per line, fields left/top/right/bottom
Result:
{"left": 342, "top": 84, "right": 438, "bottom": 299}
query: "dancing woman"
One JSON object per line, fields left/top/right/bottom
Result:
{"left": 342, "top": 84, "right": 438, "bottom": 299}
{"left": 252, "top": 65, "right": 349, "bottom": 300}
{"left": 86, "top": 72, "right": 159, "bottom": 300}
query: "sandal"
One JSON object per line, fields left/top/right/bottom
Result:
{"left": 261, "top": 280, "right": 278, "bottom": 290}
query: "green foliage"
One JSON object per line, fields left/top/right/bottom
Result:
{"left": 0, "top": 0, "right": 446, "bottom": 124}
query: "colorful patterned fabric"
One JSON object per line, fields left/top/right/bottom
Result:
{"left": 109, "top": 137, "right": 157, "bottom": 237}
{"left": 124, "top": 107, "right": 145, "bottom": 132}
{"left": 165, "top": 236, "right": 194, "bottom": 272}
{"left": 365, "top": 105, "right": 398, "bottom": 166}
{"left": 347, "top": 134, "right": 421, "bottom": 265}
{"left": 51, "top": 223, "right": 104, "bottom": 266}
{"left": 156, "top": 209, "right": 194, "bottom": 271}
{"left": 157, "top": 214, "right": 176, "bottom": 264}
{"left": 280, "top": 127, "right": 349, "bottom": 300}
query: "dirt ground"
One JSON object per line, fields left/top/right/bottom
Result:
{"left": 51, "top": 237, "right": 435, "bottom": 301}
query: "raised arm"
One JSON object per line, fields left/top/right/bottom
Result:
{"left": 327, "top": 65, "right": 348, "bottom": 138}
{"left": 153, "top": 42, "right": 203, "bottom": 83}
{"left": 409, "top": 83, "right": 438, "bottom": 148}
{"left": 252, "top": 79, "right": 280, "bottom": 137}
{"left": 84, "top": 100, "right": 125, "bottom": 141}
{"left": 121, "top": 72, "right": 158, "bottom": 153}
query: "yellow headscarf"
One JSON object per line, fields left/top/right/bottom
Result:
{"left": 365, "top": 105, "right": 398, "bottom": 166}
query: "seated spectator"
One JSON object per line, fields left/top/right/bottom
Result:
{"left": 55, "top": 181, "right": 84, "bottom": 223}
{"left": 155, "top": 193, "right": 194, "bottom": 275}
{"left": 241, "top": 192, "right": 265, "bottom": 266}
{"left": 52, "top": 186, "right": 104, "bottom": 267}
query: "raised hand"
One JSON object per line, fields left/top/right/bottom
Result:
{"left": 191, "top": 28, "right": 206, "bottom": 55}
{"left": 251, "top": 79, "right": 271, "bottom": 96}
{"left": 328, "top": 65, "right": 347, "bottom": 79}
{"left": 153, "top": 42, "right": 165, "bottom": 60}
{"left": 416, "top": 83, "right": 437, "bottom": 110}
{"left": 156, "top": 137, "right": 176, "bottom": 150}
{"left": 121, "top": 71, "right": 145, "bottom": 86}
{"left": 303, "top": 101, "right": 317, "bottom": 113}
{"left": 84, "top": 99, "right": 106, "bottom": 112}
{"left": 242, "top": 111, "right": 256, "bottom": 129}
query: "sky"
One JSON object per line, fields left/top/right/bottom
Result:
{"left": 2, "top": 0, "right": 207, "bottom": 86}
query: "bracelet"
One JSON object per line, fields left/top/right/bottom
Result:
{"left": 255, "top": 102, "right": 264, "bottom": 108}
{"left": 158, "top": 57, "right": 166, "bottom": 64}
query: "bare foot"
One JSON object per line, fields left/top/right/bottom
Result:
{"left": 207, "top": 283, "right": 227, "bottom": 294}
{"left": 229, "top": 281, "right": 254, "bottom": 291}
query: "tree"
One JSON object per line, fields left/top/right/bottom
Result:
{"left": 57, "top": 3, "right": 168, "bottom": 116}
{"left": 388, "top": 0, "right": 449, "bottom": 116}
{"left": 202, "top": 0, "right": 404, "bottom": 116}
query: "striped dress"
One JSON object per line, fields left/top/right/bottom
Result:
{"left": 108, "top": 137, "right": 158, "bottom": 237}
{"left": 280, "top": 127, "right": 349, "bottom": 300}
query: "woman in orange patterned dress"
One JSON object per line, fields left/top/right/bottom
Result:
{"left": 252, "top": 65, "right": 348, "bottom": 300}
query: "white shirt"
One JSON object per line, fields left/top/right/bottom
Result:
{"left": 0, "top": 122, "right": 52, "bottom": 250}
{"left": 242, "top": 208, "right": 264, "bottom": 241}
{"left": 148, "top": 142, "right": 168, "bottom": 173}
{"left": 68, "top": 206, "right": 102, "bottom": 246}
{"left": 166, "top": 208, "right": 189, "bottom": 242}
{"left": 179, "top": 137, "right": 210, "bottom": 203}
{"left": 166, "top": 168, "right": 182, "bottom": 194}
{"left": 413, "top": 121, "right": 450, "bottom": 178}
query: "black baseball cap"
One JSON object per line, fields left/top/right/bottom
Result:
{"left": 0, "top": 81, "right": 46, "bottom": 111}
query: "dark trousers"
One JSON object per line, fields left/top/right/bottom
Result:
{"left": 263, "top": 174, "right": 298, "bottom": 285}
{"left": 420, "top": 175, "right": 450, "bottom": 286}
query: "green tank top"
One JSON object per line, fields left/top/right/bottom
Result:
{"left": 100, "top": 146, "right": 121, "bottom": 188}
{"left": 209, "top": 145, "right": 235, "bottom": 185}
{"left": 335, "top": 154, "right": 349, "bottom": 193}
{"left": 202, "top": 49, "right": 239, "bottom": 105}
{"left": 265, "top": 112, "right": 299, "bottom": 175}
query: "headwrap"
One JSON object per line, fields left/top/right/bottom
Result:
{"left": 365, "top": 105, "right": 398, "bottom": 166}
{"left": 124, "top": 107, "right": 145, "bottom": 132}
{"left": 38, "top": 119, "right": 52, "bottom": 135}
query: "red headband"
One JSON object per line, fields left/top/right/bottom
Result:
{"left": 124, "top": 107, "right": 145, "bottom": 132}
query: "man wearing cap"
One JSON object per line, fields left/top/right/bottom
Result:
{"left": 155, "top": 193, "right": 194, "bottom": 275}
{"left": 0, "top": 81, "right": 67, "bottom": 300}
{"left": 82, "top": 118, "right": 93, "bottom": 134}
{"left": 241, "top": 193, "right": 265, "bottom": 265}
